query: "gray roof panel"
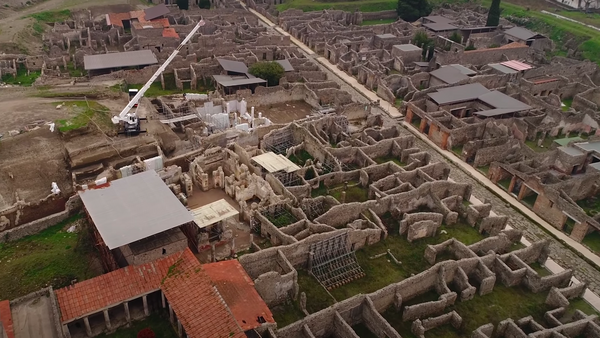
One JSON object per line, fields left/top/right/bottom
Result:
{"left": 430, "top": 66, "right": 469, "bottom": 84}
{"left": 427, "top": 83, "right": 490, "bottom": 105}
{"left": 276, "top": 59, "right": 294, "bottom": 72}
{"left": 478, "top": 91, "right": 532, "bottom": 110}
{"left": 473, "top": 108, "right": 519, "bottom": 117}
{"left": 505, "top": 26, "right": 538, "bottom": 40}
{"left": 488, "top": 63, "right": 518, "bottom": 74}
{"left": 423, "top": 22, "right": 458, "bottom": 32}
{"left": 213, "top": 75, "right": 267, "bottom": 87}
{"left": 423, "top": 15, "right": 455, "bottom": 24}
{"left": 217, "top": 58, "right": 249, "bottom": 74}
{"left": 84, "top": 50, "right": 158, "bottom": 70}
{"left": 144, "top": 3, "right": 170, "bottom": 21}
{"left": 79, "top": 170, "right": 193, "bottom": 249}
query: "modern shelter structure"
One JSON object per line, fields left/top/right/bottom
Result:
{"left": 83, "top": 50, "right": 158, "bottom": 76}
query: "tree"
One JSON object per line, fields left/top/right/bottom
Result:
{"left": 177, "top": 0, "right": 189, "bottom": 10}
{"left": 198, "top": 0, "right": 211, "bottom": 9}
{"left": 449, "top": 31, "right": 462, "bottom": 44}
{"left": 137, "top": 328, "right": 155, "bottom": 338}
{"left": 248, "top": 61, "right": 285, "bottom": 86}
{"left": 397, "top": 0, "right": 432, "bottom": 23}
{"left": 486, "top": 0, "right": 501, "bottom": 26}
{"left": 413, "top": 30, "right": 431, "bottom": 48}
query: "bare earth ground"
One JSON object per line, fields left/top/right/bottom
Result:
{"left": 256, "top": 100, "right": 314, "bottom": 124}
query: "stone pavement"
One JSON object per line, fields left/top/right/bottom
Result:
{"left": 244, "top": 3, "right": 600, "bottom": 297}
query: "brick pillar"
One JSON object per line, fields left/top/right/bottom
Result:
{"left": 441, "top": 132, "right": 449, "bottom": 150}
{"left": 570, "top": 222, "right": 590, "bottom": 242}
{"left": 508, "top": 176, "right": 517, "bottom": 193}
{"left": 517, "top": 184, "right": 528, "bottom": 200}
{"left": 405, "top": 107, "right": 413, "bottom": 123}
{"left": 419, "top": 119, "right": 427, "bottom": 133}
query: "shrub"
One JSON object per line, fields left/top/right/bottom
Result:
{"left": 449, "top": 31, "right": 462, "bottom": 44}
{"left": 198, "top": 0, "right": 211, "bottom": 9}
{"left": 176, "top": 0, "right": 189, "bottom": 10}
{"left": 413, "top": 30, "right": 431, "bottom": 48}
{"left": 397, "top": 0, "right": 432, "bottom": 22}
{"left": 248, "top": 61, "right": 285, "bottom": 86}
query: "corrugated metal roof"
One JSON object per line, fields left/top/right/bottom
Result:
{"left": 423, "top": 22, "right": 458, "bottom": 32}
{"left": 191, "top": 199, "right": 239, "bottom": 229}
{"left": 252, "top": 152, "right": 301, "bottom": 173}
{"left": 430, "top": 66, "right": 469, "bottom": 85}
{"left": 217, "top": 58, "right": 249, "bottom": 74}
{"left": 448, "top": 64, "right": 477, "bottom": 76}
{"left": 276, "top": 59, "right": 294, "bottom": 72}
{"left": 84, "top": 50, "right": 158, "bottom": 71}
{"left": 213, "top": 75, "right": 267, "bottom": 87}
{"left": 501, "top": 60, "right": 533, "bottom": 71}
{"left": 144, "top": 3, "right": 170, "bottom": 21}
{"left": 428, "top": 83, "right": 490, "bottom": 105}
{"left": 79, "top": 170, "right": 193, "bottom": 249}
{"left": 423, "top": 15, "right": 455, "bottom": 24}
{"left": 559, "top": 146, "right": 585, "bottom": 157}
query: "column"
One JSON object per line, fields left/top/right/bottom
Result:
{"left": 177, "top": 320, "right": 183, "bottom": 337}
{"left": 142, "top": 295, "right": 149, "bottom": 316}
{"left": 124, "top": 302, "right": 131, "bottom": 323}
{"left": 62, "top": 324, "right": 72, "bottom": 338}
{"left": 103, "top": 310, "right": 112, "bottom": 331}
{"left": 161, "top": 291, "right": 166, "bottom": 309}
{"left": 169, "top": 303, "right": 174, "bottom": 324}
{"left": 83, "top": 317, "right": 92, "bottom": 337}
{"left": 507, "top": 175, "right": 517, "bottom": 193}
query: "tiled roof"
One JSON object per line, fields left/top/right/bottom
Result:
{"left": 161, "top": 250, "right": 245, "bottom": 338}
{"left": 203, "top": 260, "right": 275, "bottom": 331}
{"left": 464, "top": 42, "right": 527, "bottom": 53}
{"left": 162, "top": 28, "right": 180, "bottom": 39}
{"left": 0, "top": 300, "right": 15, "bottom": 338}
{"left": 532, "top": 78, "right": 558, "bottom": 85}
{"left": 55, "top": 252, "right": 182, "bottom": 322}
{"left": 107, "top": 12, "right": 131, "bottom": 27}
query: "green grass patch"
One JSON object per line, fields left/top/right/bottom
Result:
{"left": 529, "top": 261, "right": 551, "bottom": 277}
{"left": 276, "top": 0, "right": 397, "bottom": 12}
{"left": 66, "top": 62, "right": 86, "bottom": 77}
{"left": 98, "top": 313, "right": 177, "bottom": 338}
{"left": 330, "top": 185, "right": 369, "bottom": 203}
{"left": 34, "top": 90, "right": 103, "bottom": 98}
{"left": 265, "top": 209, "right": 298, "bottom": 228}
{"left": 55, "top": 100, "right": 113, "bottom": 133}
{"left": 411, "top": 118, "right": 422, "bottom": 130}
{"left": 297, "top": 270, "right": 336, "bottom": 313}
{"left": 557, "top": 10, "right": 600, "bottom": 28}
{"left": 451, "top": 145, "right": 463, "bottom": 157}
{"left": 394, "top": 97, "right": 403, "bottom": 106}
{"left": 374, "top": 155, "right": 405, "bottom": 167}
{"left": 352, "top": 323, "right": 379, "bottom": 338}
{"left": 311, "top": 181, "right": 328, "bottom": 198}
{"left": 28, "top": 10, "right": 71, "bottom": 23}
{"left": 562, "top": 98, "right": 573, "bottom": 111}
{"left": 1, "top": 65, "right": 40, "bottom": 86}
{"left": 525, "top": 135, "right": 558, "bottom": 152}
{"left": 330, "top": 220, "right": 485, "bottom": 301}
{"left": 576, "top": 197, "right": 600, "bottom": 217}
{"left": 498, "top": 178, "right": 512, "bottom": 191}
{"left": 477, "top": 165, "right": 490, "bottom": 176}
{"left": 582, "top": 230, "right": 600, "bottom": 254}
{"left": 360, "top": 18, "right": 397, "bottom": 26}
{"left": 127, "top": 77, "right": 214, "bottom": 98}
{"left": 0, "top": 215, "right": 101, "bottom": 300}
{"left": 288, "top": 149, "right": 314, "bottom": 166}
{"left": 272, "top": 301, "right": 305, "bottom": 328}
{"left": 521, "top": 193, "right": 538, "bottom": 207}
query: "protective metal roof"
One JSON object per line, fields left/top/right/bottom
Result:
{"left": 478, "top": 91, "right": 532, "bottom": 111}
{"left": 501, "top": 60, "right": 533, "bottom": 71}
{"left": 428, "top": 83, "right": 490, "bottom": 105}
{"left": 558, "top": 146, "right": 585, "bottom": 157}
{"left": 554, "top": 137, "right": 584, "bottom": 147}
{"left": 79, "top": 170, "right": 193, "bottom": 249}
{"left": 423, "top": 15, "right": 455, "bottom": 24}
{"left": 213, "top": 75, "right": 267, "bottom": 87}
{"left": 393, "top": 44, "right": 421, "bottom": 52}
{"left": 423, "top": 22, "right": 458, "bottom": 32}
{"left": 473, "top": 108, "right": 519, "bottom": 117}
{"left": 217, "top": 58, "right": 249, "bottom": 74}
{"left": 252, "top": 152, "right": 301, "bottom": 173}
{"left": 448, "top": 64, "right": 477, "bottom": 76}
{"left": 276, "top": 59, "right": 294, "bottom": 72}
{"left": 191, "top": 199, "right": 239, "bottom": 229}
{"left": 488, "top": 63, "right": 518, "bottom": 74}
{"left": 84, "top": 50, "right": 158, "bottom": 71}
{"left": 575, "top": 141, "right": 600, "bottom": 154}
{"left": 144, "top": 3, "right": 170, "bottom": 21}
{"left": 505, "top": 26, "right": 543, "bottom": 40}
{"left": 430, "top": 66, "right": 469, "bottom": 84}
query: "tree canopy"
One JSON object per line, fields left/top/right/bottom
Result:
{"left": 486, "top": 0, "right": 501, "bottom": 26}
{"left": 177, "top": 0, "right": 189, "bottom": 10}
{"left": 397, "top": 0, "right": 432, "bottom": 23}
{"left": 248, "top": 61, "right": 285, "bottom": 86}
{"left": 198, "top": 0, "right": 211, "bottom": 9}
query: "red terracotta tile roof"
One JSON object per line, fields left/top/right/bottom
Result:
{"left": 162, "top": 28, "right": 180, "bottom": 39}
{"left": 154, "top": 18, "right": 170, "bottom": 28}
{"left": 161, "top": 250, "right": 245, "bottom": 338}
{"left": 532, "top": 78, "right": 558, "bottom": 85}
{"left": 203, "top": 260, "right": 275, "bottom": 331}
{"left": 0, "top": 300, "right": 15, "bottom": 338}
{"left": 107, "top": 12, "right": 131, "bottom": 27}
{"left": 129, "top": 10, "right": 148, "bottom": 22}
{"left": 55, "top": 252, "right": 182, "bottom": 322}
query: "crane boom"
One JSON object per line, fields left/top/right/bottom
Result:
{"left": 112, "top": 19, "right": 206, "bottom": 124}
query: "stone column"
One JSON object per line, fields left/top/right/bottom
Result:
{"left": 103, "top": 309, "right": 112, "bottom": 331}
{"left": 142, "top": 295, "right": 149, "bottom": 316}
{"left": 161, "top": 291, "right": 166, "bottom": 309}
{"left": 124, "top": 302, "right": 131, "bottom": 323}
{"left": 177, "top": 320, "right": 183, "bottom": 337}
{"left": 83, "top": 317, "right": 92, "bottom": 337}
{"left": 169, "top": 304, "right": 174, "bottom": 324}
{"left": 62, "top": 324, "right": 72, "bottom": 338}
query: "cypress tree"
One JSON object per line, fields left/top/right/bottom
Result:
{"left": 486, "top": 0, "right": 501, "bottom": 27}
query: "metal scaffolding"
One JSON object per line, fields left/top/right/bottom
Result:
{"left": 308, "top": 233, "right": 365, "bottom": 290}
{"left": 274, "top": 171, "right": 303, "bottom": 187}
{"left": 302, "top": 199, "right": 324, "bottom": 220}
{"left": 263, "top": 129, "right": 294, "bottom": 155}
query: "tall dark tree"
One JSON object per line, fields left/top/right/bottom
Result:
{"left": 198, "top": 0, "right": 211, "bottom": 8}
{"left": 248, "top": 61, "right": 285, "bottom": 86}
{"left": 397, "top": 0, "right": 432, "bottom": 22}
{"left": 486, "top": 0, "right": 501, "bottom": 26}
{"left": 177, "top": 0, "right": 189, "bottom": 10}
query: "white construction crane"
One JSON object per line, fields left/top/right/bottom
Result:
{"left": 112, "top": 19, "right": 206, "bottom": 135}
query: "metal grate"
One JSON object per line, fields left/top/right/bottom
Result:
{"left": 309, "top": 233, "right": 365, "bottom": 290}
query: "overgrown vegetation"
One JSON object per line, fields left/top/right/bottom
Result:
{"left": 265, "top": 209, "right": 298, "bottom": 228}
{"left": 27, "top": 10, "right": 71, "bottom": 37}
{"left": 374, "top": 154, "right": 405, "bottom": 167}
{"left": 248, "top": 61, "right": 285, "bottom": 86}
{"left": 98, "top": 314, "right": 177, "bottom": 338}
{"left": 1, "top": 65, "right": 40, "bottom": 86}
{"left": 55, "top": 100, "right": 114, "bottom": 133}
{"left": 288, "top": 149, "right": 313, "bottom": 166}
{"left": 583, "top": 231, "right": 600, "bottom": 254}
{"left": 276, "top": 0, "right": 397, "bottom": 12}
{"left": 176, "top": 0, "right": 189, "bottom": 10}
{"left": 297, "top": 271, "right": 336, "bottom": 312}
{"left": 396, "top": 0, "right": 432, "bottom": 22}
{"left": 449, "top": 31, "right": 462, "bottom": 44}
{"left": 0, "top": 215, "right": 101, "bottom": 300}
{"left": 272, "top": 301, "right": 305, "bottom": 327}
